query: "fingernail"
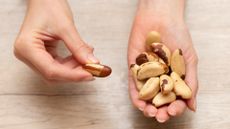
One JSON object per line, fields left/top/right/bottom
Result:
{"left": 83, "top": 76, "right": 95, "bottom": 81}
{"left": 169, "top": 109, "right": 176, "bottom": 116}
{"left": 138, "top": 107, "right": 144, "bottom": 111}
{"left": 148, "top": 112, "right": 156, "bottom": 117}
{"left": 87, "top": 54, "right": 99, "bottom": 63}
{"left": 157, "top": 118, "right": 166, "bottom": 123}
{"left": 193, "top": 99, "right": 197, "bottom": 112}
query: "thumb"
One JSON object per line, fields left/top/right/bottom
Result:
{"left": 185, "top": 61, "right": 199, "bottom": 112}
{"left": 59, "top": 25, "right": 99, "bottom": 64}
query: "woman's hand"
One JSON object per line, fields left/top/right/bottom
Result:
{"left": 128, "top": 0, "right": 198, "bottom": 123}
{"left": 14, "top": 0, "right": 99, "bottom": 82}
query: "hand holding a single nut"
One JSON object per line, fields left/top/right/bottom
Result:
{"left": 13, "top": 0, "right": 111, "bottom": 82}
{"left": 128, "top": 0, "right": 198, "bottom": 123}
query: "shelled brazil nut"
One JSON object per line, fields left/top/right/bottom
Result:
{"left": 136, "top": 52, "right": 159, "bottom": 65}
{"left": 130, "top": 30, "right": 192, "bottom": 108}
{"left": 139, "top": 77, "right": 160, "bottom": 100}
{"left": 137, "top": 61, "right": 168, "bottom": 80}
{"left": 160, "top": 74, "right": 174, "bottom": 95}
{"left": 130, "top": 64, "right": 145, "bottom": 91}
{"left": 145, "top": 31, "right": 161, "bottom": 50}
{"left": 171, "top": 49, "right": 186, "bottom": 79}
{"left": 152, "top": 92, "right": 176, "bottom": 107}
{"left": 83, "top": 63, "right": 112, "bottom": 77}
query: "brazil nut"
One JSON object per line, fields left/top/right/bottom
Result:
{"left": 151, "top": 43, "right": 171, "bottom": 66}
{"left": 160, "top": 74, "right": 174, "bottom": 95}
{"left": 152, "top": 92, "right": 176, "bottom": 107}
{"left": 170, "top": 72, "right": 192, "bottom": 99}
{"left": 137, "top": 61, "right": 169, "bottom": 80}
{"left": 174, "top": 80, "right": 192, "bottom": 99}
{"left": 145, "top": 31, "right": 161, "bottom": 50}
{"left": 139, "top": 77, "right": 160, "bottom": 100}
{"left": 130, "top": 64, "right": 145, "bottom": 91}
{"left": 83, "top": 63, "right": 112, "bottom": 77}
{"left": 136, "top": 52, "right": 159, "bottom": 65}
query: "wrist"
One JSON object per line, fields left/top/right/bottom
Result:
{"left": 138, "top": 0, "right": 185, "bottom": 23}
{"left": 28, "top": 0, "right": 66, "bottom": 6}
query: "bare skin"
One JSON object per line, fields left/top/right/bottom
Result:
{"left": 14, "top": 0, "right": 198, "bottom": 123}
{"left": 128, "top": 0, "right": 198, "bottom": 123}
{"left": 14, "top": 0, "right": 99, "bottom": 82}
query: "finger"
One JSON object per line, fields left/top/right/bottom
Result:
{"left": 129, "top": 75, "right": 146, "bottom": 111}
{"left": 155, "top": 106, "right": 170, "bottom": 123}
{"left": 185, "top": 61, "right": 198, "bottom": 111}
{"left": 25, "top": 44, "right": 94, "bottom": 81}
{"left": 44, "top": 41, "right": 59, "bottom": 58}
{"left": 167, "top": 100, "right": 187, "bottom": 116}
{"left": 51, "top": 64, "right": 94, "bottom": 81}
{"left": 59, "top": 55, "right": 80, "bottom": 68}
{"left": 59, "top": 24, "right": 99, "bottom": 64}
{"left": 16, "top": 49, "right": 87, "bottom": 82}
{"left": 143, "top": 104, "right": 157, "bottom": 118}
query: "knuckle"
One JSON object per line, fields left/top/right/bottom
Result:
{"left": 43, "top": 67, "right": 56, "bottom": 80}
{"left": 14, "top": 36, "right": 29, "bottom": 59}
{"left": 58, "top": 22, "right": 74, "bottom": 34}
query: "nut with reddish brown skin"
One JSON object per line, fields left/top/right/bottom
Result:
{"left": 145, "top": 31, "right": 161, "bottom": 50}
{"left": 160, "top": 74, "right": 174, "bottom": 94}
{"left": 130, "top": 64, "right": 145, "bottom": 91}
{"left": 137, "top": 61, "right": 169, "bottom": 80}
{"left": 136, "top": 52, "right": 159, "bottom": 65}
{"left": 139, "top": 77, "right": 160, "bottom": 100}
{"left": 145, "top": 52, "right": 159, "bottom": 62}
{"left": 171, "top": 49, "right": 186, "bottom": 79}
{"left": 152, "top": 92, "right": 176, "bottom": 107}
{"left": 151, "top": 43, "right": 171, "bottom": 66}
{"left": 83, "top": 64, "right": 112, "bottom": 77}
{"left": 135, "top": 53, "right": 149, "bottom": 65}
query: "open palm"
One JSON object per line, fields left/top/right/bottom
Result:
{"left": 128, "top": 10, "right": 198, "bottom": 123}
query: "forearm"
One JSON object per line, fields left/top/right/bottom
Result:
{"left": 138, "top": 0, "right": 185, "bottom": 21}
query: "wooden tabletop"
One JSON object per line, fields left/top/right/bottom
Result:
{"left": 0, "top": 0, "right": 230, "bottom": 128}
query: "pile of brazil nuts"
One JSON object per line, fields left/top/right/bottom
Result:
{"left": 83, "top": 63, "right": 112, "bottom": 77}
{"left": 130, "top": 31, "right": 192, "bottom": 108}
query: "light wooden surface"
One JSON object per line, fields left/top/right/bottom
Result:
{"left": 0, "top": 0, "right": 230, "bottom": 129}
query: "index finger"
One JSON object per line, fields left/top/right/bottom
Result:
{"left": 26, "top": 47, "right": 94, "bottom": 82}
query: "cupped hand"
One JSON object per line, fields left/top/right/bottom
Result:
{"left": 128, "top": 0, "right": 198, "bottom": 123}
{"left": 14, "top": 0, "right": 99, "bottom": 82}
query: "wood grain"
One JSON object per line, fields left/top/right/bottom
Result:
{"left": 0, "top": 0, "right": 230, "bottom": 128}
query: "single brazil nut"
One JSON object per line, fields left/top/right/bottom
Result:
{"left": 174, "top": 80, "right": 192, "bottom": 99}
{"left": 136, "top": 52, "right": 159, "bottom": 65}
{"left": 171, "top": 49, "right": 186, "bottom": 79}
{"left": 152, "top": 92, "right": 176, "bottom": 107}
{"left": 151, "top": 43, "right": 171, "bottom": 66}
{"left": 83, "top": 63, "right": 112, "bottom": 77}
{"left": 137, "top": 61, "right": 168, "bottom": 80}
{"left": 160, "top": 74, "right": 174, "bottom": 95}
{"left": 145, "top": 31, "right": 161, "bottom": 50}
{"left": 170, "top": 72, "right": 192, "bottom": 99}
{"left": 170, "top": 72, "right": 183, "bottom": 82}
{"left": 139, "top": 77, "right": 160, "bottom": 100}
{"left": 130, "top": 64, "right": 145, "bottom": 91}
